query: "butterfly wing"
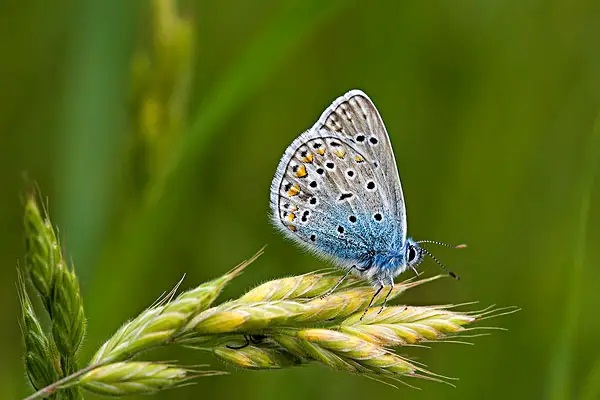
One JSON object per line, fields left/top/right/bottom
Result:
{"left": 269, "top": 90, "right": 407, "bottom": 271}
{"left": 315, "top": 90, "right": 406, "bottom": 234}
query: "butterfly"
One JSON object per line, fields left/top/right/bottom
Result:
{"left": 269, "top": 90, "right": 463, "bottom": 315}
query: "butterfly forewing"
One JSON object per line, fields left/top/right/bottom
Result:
{"left": 315, "top": 90, "right": 406, "bottom": 232}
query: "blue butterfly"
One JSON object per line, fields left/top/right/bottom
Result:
{"left": 270, "top": 90, "right": 462, "bottom": 314}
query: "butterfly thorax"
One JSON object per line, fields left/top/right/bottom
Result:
{"left": 359, "top": 250, "right": 408, "bottom": 283}
{"left": 352, "top": 235, "right": 423, "bottom": 286}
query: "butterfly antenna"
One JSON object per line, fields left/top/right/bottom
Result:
{"left": 420, "top": 247, "right": 460, "bottom": 280}
{"left": 416, "top": 240, "right": 467, "bottom": 249}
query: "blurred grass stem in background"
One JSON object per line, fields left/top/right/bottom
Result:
{"left": 546, "top": 113, "right": 600, "bottom": 400}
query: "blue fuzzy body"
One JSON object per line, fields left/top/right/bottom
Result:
{"left": 279, "top": 206, "right": 411, "bottom": 286}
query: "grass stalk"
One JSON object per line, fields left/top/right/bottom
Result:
{"left": 546, "top": 112, "right": 600, "bottom": 400}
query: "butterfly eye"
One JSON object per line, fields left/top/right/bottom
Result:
{"left": 408, "top": 246, "right": 417, "bottom": 263}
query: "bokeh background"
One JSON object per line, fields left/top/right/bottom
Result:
{"left": 2, "top": 0, "right": 600, "bottom": 399}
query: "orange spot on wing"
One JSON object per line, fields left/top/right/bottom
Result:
{"left": 296, "top": 165, "right": 307, "bottom": 178}
{"left": 334, "top": 149, "right": 346, "bottom": 159}
{"left": 286, "top": 213, "right": 296, "bottom": 222}
{"left": 316, "top": 148, "right": 325, "bottom": 156}
{"left": 354, "top": 155, "right": 364, "bottom": 163}
{"left": 302, "top": 153, "right": 314, "bottom": 163}
{"left": 288, "top": 184, "right": 300, "bottom": 196}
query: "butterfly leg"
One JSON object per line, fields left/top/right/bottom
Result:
{"left": 319, "top": 266, "right": 357, "bottom": 299}
{"left": 249, "top": 334, "right": 267, "bottom": 345}
{"left": 226, "top": 335, "right": 250, "bottom": 350}
{"left": 378, "top": 280, "right": 394, "bottom": 314}
{"left": 360, "top": 282, "right": 384, "bottom": 321}
{"left": 410, "top": 266, "right": 420, "bottom": 277}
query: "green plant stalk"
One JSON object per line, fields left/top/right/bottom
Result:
{"left": 131, "top": 0, "right": 195, "bottom": 181}
{"left": 22, "top": 363, "right": 103, "bottom": 400}
{"left": 580, "top": 356, "right": 600, "bottom": 400}
{"left": 546, "top": 113, "right": 600, "bottom": 400}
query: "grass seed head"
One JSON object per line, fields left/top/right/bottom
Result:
{"left": 80, "top": 362, "right": 195, "bottom": 396}
{"left": 18, "top": 272, "right": 61, "bottom": 391}
{"left": 289, "top": 329, "right": 417, "bottom": 376}
{"left": 51, "top": 261, "right": 86, "bottom": 359}
{"left": 341, "top": 306, "right": 476, "bottom": 346}
{"left": 238, "top": 271, "right": 356, "bottom": 303}
{"left": 214, "top": 345, "right": 303, "bottom": 369}
{"left": 23, "top": 195, "right": 61, "bottom": 303}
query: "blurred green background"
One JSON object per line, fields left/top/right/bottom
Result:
{"left": 2, "top": 0, "right": 600, "bottom": 399}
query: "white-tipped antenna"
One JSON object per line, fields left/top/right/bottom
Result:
{"left": 419, "top": 247, "right": 461, "bottom": 280}
{"left": 417, "top": 240, "right": 467, "bottom": 249}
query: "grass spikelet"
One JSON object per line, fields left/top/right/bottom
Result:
{"left": 18, "top": 271, "right": 61, "bottom": 392}
{"left": 238, "top": 271, "right": 356, "bottom": 302}
{"left": 91, "top": 250, "right": 260, "bottom": 364}
{"left": 213, "top": 345, "right": 303, "bottom": 369}
{"left": 304, "top": 274, "right": 444, "bottom": 320}
{"left": 268, "top": 333, "right": 307, "bottom": 359}
{"left": 171, "top": 249, "right": 262, "bottom": 315}
{"left": 340, "top": 306, "right": 476, "bottom": 346}
{"left": 79, "top": 362, "right": 200, "bottom": 396}
{"left": 23, "top": 194, "right": 61, "bottom": 305}
{"left": 51, "top": 260, "right": 86, "bottom": 367}
{"left": 91, "top": 302, "right": 186, "bottom": 364}
{"left": 273, "top": 329, "right": 418, "bottom": 376}
{"left": 185, "top": 300, "right": 306, "bottom": 334}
